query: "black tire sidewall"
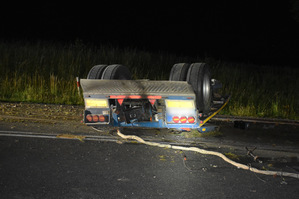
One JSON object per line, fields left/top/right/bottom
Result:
{"left": 87, "top": 65, "right": 108, "bottom": 79}
{"left": 187, "top": 63, "right": 212, "bottom": 113}
{"left": 201, "top": 66, "right": 212, "bottom": 112}
{"left": 101, "top": 64, "right": 132, "bottom": 80}
{"left": 169, "top": 63, "right": 190, "bottom": 81}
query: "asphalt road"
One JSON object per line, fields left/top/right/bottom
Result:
{"left": 0, "top": 108, "right": 299, "bottom": 199}
{"left": 0, "top": 130, "right": 299, "bottom": 198}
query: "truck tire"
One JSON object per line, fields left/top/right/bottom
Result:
{"left": 187, "top": 63, "right": 212, "bottom": 113}
{"left": 87, "top": 65, "right": 108, "bottom": 79}
{"left": 101, "top": 64, "right": 132, "bottom": 80}
{"left": 169, "top": 63, "right": 190, "bottom": 81}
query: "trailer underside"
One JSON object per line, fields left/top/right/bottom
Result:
{"left": 80, "top": 79, "right": 230, "bottom": 132}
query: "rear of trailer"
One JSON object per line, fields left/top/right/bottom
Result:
{"left": 80, "top": 63, "right": 229, "bottom": 132}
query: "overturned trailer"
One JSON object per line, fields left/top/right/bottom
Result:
{"left": 80, "top": 63, "right": 229, "bottom": 132}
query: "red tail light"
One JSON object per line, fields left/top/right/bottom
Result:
{"left": 99, "top": 115, "right": 106, "bottom": 122}
{"left": 172, "top": 116, "right": 196, "bottom": 124}
{"left": 188, "top": 116, "right": 195, "bottom": 123}
{"left": 92, "top": 115, "right": 99, "bottom": 122}
{"left": 180, "top": 116, "right": 187, "bottom": 123}
{"left": 85, "top": 114, "right": 108, "bottom": 123}
{"left": 86, "top": 114, "right": 92, "bottom": 122}
{"left": 173, "top": 116, "right": 180, "bottom": 123}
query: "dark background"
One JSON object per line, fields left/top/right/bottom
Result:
{"left": 1, "top": 1, "right": 299, "bottom": 67}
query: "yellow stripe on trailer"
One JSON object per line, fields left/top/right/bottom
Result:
{"left": 165, "top": 100, "right": 195, "bottom": 108}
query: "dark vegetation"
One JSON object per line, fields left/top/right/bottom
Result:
{"left": 0, "top": 40, "right": 298, "bottom": 120}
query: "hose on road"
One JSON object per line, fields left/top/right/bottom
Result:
{"left": 117, "top": 129, "right": 299, "bottom": 180}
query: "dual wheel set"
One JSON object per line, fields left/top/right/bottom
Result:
{"left": 87, "top": 63, "right": 213, "bottom": 114}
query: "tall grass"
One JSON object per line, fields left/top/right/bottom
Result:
{"left": 209, "top": 60, "right": 298, "bottom": 119}
{"left": 0, "top": 40, "right": 298, "bottom": 120}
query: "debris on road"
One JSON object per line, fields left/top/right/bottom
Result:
{"left": 246, "top": 146, "right": 263, "bottom": 163}
{"left": 117, "top": 129, "right": 299, "bottom": 180}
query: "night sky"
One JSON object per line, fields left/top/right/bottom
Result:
{"left": 1, "top": 1, "right": 299, "bottom": 67}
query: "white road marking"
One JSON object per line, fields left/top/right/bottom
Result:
{"left": 0, "top": 130, "right": 117, "bottom": 142}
